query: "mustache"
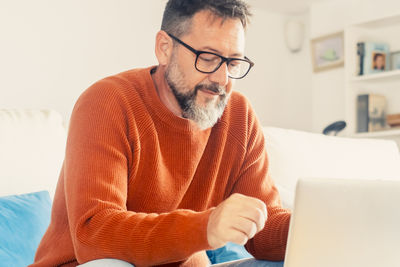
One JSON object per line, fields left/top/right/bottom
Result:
{"left": 195, "top": 83, "right": 226, "bottom": 95}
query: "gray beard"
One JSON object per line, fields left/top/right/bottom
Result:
{"left": 165, "top": 64, "right": 230, "bottom": 130}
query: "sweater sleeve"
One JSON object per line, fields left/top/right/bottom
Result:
{"left": 230, "top": 105, "right": 291, "bottom": 261}
{"left": 64, "top": 81, "right": 213, "bottom": 266}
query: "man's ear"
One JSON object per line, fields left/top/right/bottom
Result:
{"left": 155, "top": 30, "right": 173, "bottom": 66}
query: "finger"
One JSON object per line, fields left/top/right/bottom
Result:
{"left": 246, "top": 197, "right": 268, "bottom": 220}
{"left": 238, "top": 208, "right": 266, "bottom": 233}
{"left": 232, "top": 199, "right": 267, "bottom": 231}
{"left": 232, "top": 215, "right": 258, "bottom": 240}
{"left": 254, "top": 208, "right": 267, "bottom": 232}
{"left": 231, "top": 194, "right": 268, "bottom": 220}
{"left": 226, "top": 226, "right": 250, "bottom": 245}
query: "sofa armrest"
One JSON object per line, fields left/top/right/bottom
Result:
{"left": 263, "top": 127, "right": 400, "bottom": 209}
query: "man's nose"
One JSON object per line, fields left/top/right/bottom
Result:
{"left": 208, "top": 63, "right": 229, "bottom": 87}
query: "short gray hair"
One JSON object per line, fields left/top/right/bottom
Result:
{"left": 161, "top": 0, "right": 251, "bottom": 37}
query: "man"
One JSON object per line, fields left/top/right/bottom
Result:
{"left": 31, "top": 0, "right": 290, "bottom": 266}
{"left": 373, "top": 53, "right": 385, "bottom": 70}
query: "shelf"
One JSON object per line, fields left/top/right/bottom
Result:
{"left": 352, "top": 14, "right": 400, "bottom": 29}
{"left": 344, "top": 13, "right": 400, "bottom": 148}
{"left": 351, "top": 69, "right": 400, "bottom": 83}
{"left": 351, "top": 128, "right": 400, "bottom": 138}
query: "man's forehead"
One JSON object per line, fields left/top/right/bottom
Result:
{"left": 190, "top": 10, "right": 244, "bottom": 32}
{"left": 186, "top": 10, "right": 246, "bottom": 55}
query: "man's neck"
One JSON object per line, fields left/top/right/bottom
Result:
{"left": 151, "top": 66, "right": 183, "bottom": 118}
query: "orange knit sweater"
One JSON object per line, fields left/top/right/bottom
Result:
{"left": 31, "top": 67, "right": 290, "bottom": 267}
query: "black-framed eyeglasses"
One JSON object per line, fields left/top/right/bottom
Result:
{"left": 167, "top": 33, "right": 254, "bottom": 79}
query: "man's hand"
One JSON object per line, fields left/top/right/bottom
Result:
{"left": 207, "top": 193, "right": 268, "bottom": 249}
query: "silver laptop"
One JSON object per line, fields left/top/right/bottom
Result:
{"left": 284, "top": 178, "right": 400, "bottom": 267}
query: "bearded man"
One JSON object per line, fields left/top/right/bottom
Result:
{"left": 31, "top": 1, "right": 290, "bottom": 266}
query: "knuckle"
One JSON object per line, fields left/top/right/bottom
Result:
{"left": 248, "top": 209, "right": 266, "bottom": 232}
{"left": 242, "top": 221, "right": 253, "bottom": 235}
{"left": 256, "top": 207, "right": 267, "bottom": 222}
{"left": 237, "top": 219, "right": 257, "bottom": 239}
{"left": 248, "top": 208, "right": 262, "bottom": 223}
{"left": 233, "top": 232, "right": 248, "bottom": 245}
{"left": 254, "top": 199, "right": 267, "bottom": 211}
{"left": 247, "top": 223, "right": 257, "bottom": 238}
{"left": 231, "top": 193, "right": 244, "bottom": 200}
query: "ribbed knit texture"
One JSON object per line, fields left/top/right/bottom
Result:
{"left": 30, "top": 67, "right": 290, "bottom": 267}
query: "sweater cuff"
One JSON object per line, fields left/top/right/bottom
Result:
{"left": 185, "top": 208, "right": 215, "bottom": 253}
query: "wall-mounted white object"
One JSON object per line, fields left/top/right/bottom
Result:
{"left": 284, "top": 19, "right": 305, "bottom": 53}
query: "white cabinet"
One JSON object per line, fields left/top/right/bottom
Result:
{"left": 344, "top": 14, "right": 400, "bottom": 145}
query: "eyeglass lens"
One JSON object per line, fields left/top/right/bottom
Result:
{"left": 196, "top": 52, "right": 250, "bottom": 79}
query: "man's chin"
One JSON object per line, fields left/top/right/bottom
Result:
{"left": 196, "top": 93, "right": 227, "bottom": 107}
{"left": 186, "top": 104, "right": 227, "bottom": 130}
{"left": 192, "top": 116, "right": 219, "bottom": 130}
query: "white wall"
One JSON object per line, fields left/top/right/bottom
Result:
{"left": 238, "top": 9, "right": 312, "bottom": 131}
{"left": 0, "top": 0, "right": 165, "bottom": 121}
{"left": 0, "top": 1, "right": 313, "bottom": 132}
{"left": 310, "top": 0, "right": 400, "bottom": 133}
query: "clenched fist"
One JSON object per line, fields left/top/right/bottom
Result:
{"left": 207, "top": 193, "right": 268, "bottom": 249}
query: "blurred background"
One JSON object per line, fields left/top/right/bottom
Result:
{"left": 1, "top": 0, "right": 399, "bottom": 134}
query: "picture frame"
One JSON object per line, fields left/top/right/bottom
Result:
{"left": 357, "top": 42, "right": 390, "bottom": 75}
{"left": 311, "top": 32, "right": 344, "bottom": 73}
{"left": 390, "top": 51, "right": 400, "bottom": 70}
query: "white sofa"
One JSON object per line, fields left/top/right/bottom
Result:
{"left": 0, "top": 109, "right": 66, "bottom": 198}
{"left": 1, "top": 109, "right": 400, "bottom": 265}
{"left": 0, "top": 109, "right": 66, "bottom": 266}
{"left": 2, "top": 109, "right": 399, "bottom": 202}
{"left": 264, "top": 127, "right": 400, "bottom": 208}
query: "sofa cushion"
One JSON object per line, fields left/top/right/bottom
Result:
{"left": 0, "top": 191, "right": 51, "bottom": 266}
{"left": 263, "top": 127, "right": 400, "bottom": 208}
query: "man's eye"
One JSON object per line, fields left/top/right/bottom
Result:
{"left": 229, "top": 61, "right": 243, "bottom": 68}
{"left": 199, "top": 54, "right": 219, "bottom": 62}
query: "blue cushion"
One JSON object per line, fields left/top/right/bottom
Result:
{"left": 0, "top": 191, "right": 52, "bottom": 266}
{"left": 207, "top": 242, "right": 253, "bottom": 264}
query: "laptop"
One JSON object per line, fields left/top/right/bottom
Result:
{"left": 284, "top": 178, "right": 400, "bottom": 267}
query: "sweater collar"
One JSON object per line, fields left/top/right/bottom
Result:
{"left": 141, "top": 66, "right": 212, "bottom": 134}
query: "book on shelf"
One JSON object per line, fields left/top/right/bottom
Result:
{"left": 386, "top": 113, "right": 400, "bottom": 128}
{"left": 357, "top": 42, "right": 390, "bottom": 75}
{"left": 357, "top": 94, "right": 387, "bottom": 133}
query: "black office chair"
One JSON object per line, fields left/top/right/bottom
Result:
{"left": 323, "top": 121, "right": 347, "bottom": 136}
